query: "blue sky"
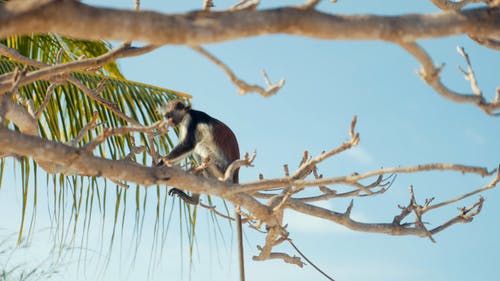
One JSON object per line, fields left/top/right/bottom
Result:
{"left": 1, "top": 1, "right": 500, "bottom": 281}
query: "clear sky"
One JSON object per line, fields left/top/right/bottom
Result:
{"left": 1, "top": 1, "right": 500, "bottom": 281}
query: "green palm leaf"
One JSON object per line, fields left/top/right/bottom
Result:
{"left": 0, "top": 33, "right": 207, "bottom": 273}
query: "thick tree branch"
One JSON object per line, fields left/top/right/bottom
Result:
{"left": 0, "top": 127, "right": 277, "bottom": 225}
{"left": 0, "top": 117, "right": 498, "bottom": 265}
{"left": 1, "top": 1, "right": 499, "bottom": 46}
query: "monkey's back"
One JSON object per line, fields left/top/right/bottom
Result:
{"left": 190, "top": 110, "right": 240, "bottom": 183}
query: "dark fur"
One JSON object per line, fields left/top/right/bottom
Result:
{"left": 159, "top": 105, "right": 239, "bottom": 204}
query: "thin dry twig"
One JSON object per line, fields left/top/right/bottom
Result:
{"left": 70, "top": 111, "right": 100, "bottom": 146}
{"left": 223, "top": 150, "right": 257, "bottom": 182}
{"left": 0, "top": 44, "right": 161, "bottom": 94}
{"left": 125, "top": 137, "right": 147, "bottom": 161}
{"left": 399, "top": 42, "right": 500, "bottom": 116}
{"left": 191, "top": 46, "right": 284, "bottom": 97}
{"left": 456, "top": 46, "right": 482, "bottom": 96}
{"left": 83, "top": 120, "right": 169, "bottom": 152}
{"left": 67, "top": 76, "right": 141, "bottom": 126}
{"left": 34, "top": 83, "right": 57, "bottom": 119}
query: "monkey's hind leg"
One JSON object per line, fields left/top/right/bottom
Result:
{"left": 168, "top": 188, "right": 200, "bottom": 205}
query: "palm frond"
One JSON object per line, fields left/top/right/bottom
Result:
{"left": 1, "top": 34, "right": 123, "bottom": 78}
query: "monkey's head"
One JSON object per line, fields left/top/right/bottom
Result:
{"left": 161, "top": 100, "right": 190, "bottom": 127}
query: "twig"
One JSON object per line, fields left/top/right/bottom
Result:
{"left": 109, "top": 178, "right": 130, "bottom": 189}
{"left": 399, "top": 42, "right": 500, "bottom": 116}
{"left": 83, "top": 120, "right": 169, "bottom": 152}
{"left": 67, "top": 76, "right": 141, "bottom": 126}
{"left": 191, "top": 46, "right": 284, "bottom": 97}
{"left": 70, "top": 112, "right": 100, "bottom": 146}
{"left": 423, "top": 166, "right": 500, "bottom": 213}
{"left": 456, "top": 46, "right": 482, "bottom": 96}
{"left": 223, "top": 150, "right": 256, "bottom": 182}
{"left": 0, "top": 44, "right": 160, "bottom": 94}
{"left": 287, "top": 239, "right": 336, "bottom": 281}
{"left": 0, "top": 43, "right": 47, "bottom": 68}
{"left": 291, "top": 116, "right": 359, "bottom": 180}
{"left": 125, "top": 137, "right": 147, "bottom": 161}
{"left": 34, "top": 84, "right": 57, "bottom": 119}
{"left": 199, "top": 202, "right": 236, "bottom": 221}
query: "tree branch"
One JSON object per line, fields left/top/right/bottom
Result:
{"left": 0, "top": 44, "right": 159, "bottom": 94}
{"left": 430, "top": 0, "right": 488, "bottom": 11}
{"left": 191, "top": 46, "right": 285, "bottom": 97}
{"left": 399, "top": 42, "right": 500, "bottom": 116}
{"left": 2, "top": 1, "right": 499, "bottom": 46}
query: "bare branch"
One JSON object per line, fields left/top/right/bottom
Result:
{"left": 199, "top": 202, "right": 237, "bottom": 221}
{"left": 83, "top": 120, "right": 169, "bottom": 152}
{"left": 34, "top": 83, "right": 56, "bottom": 119}
{"left": 430, "top": 0, "right": 487, "bottom": 11}
{"left": 223, "top": 150, "right": 256, "bottom": 182}
{"left": 399, "top": 42, "right": 500, "bottom": 116}
{"left": 70, "top": 111, "right": 100, "bottom": 147}
{"left": 124, "top": 137, "right": 147, "bottom": 161}
{"left": 235, "top": 163, "right": 494, "bottom": 194}
{"left": 253, "top": 251, "right": 304, "bottom": 267}
{"left": 67, "top": 76, "right": 141, "bottom": 126}
{"left": 191, "top": 46, "right": 284, "bottom": 97}
{"left": 423, "top": 166, "right": 500, "bottom": 212}
{"left": 0, "top": 43, "right": 47, "bottom": 68}
{"left": 456, "top": 46, "right": 482, "bottom": 96}
{"left": 429, "top": 196, "right": 485, "bottom": 235}
{"left": 469, "top": 35, "right": 500, "bottom": 50}
{"left": 0, "top": 123, "right": 498, "bottom": 264}
{"left": 291, "top": 116, "right": 359, "bottom": 180}
{"left": 0, "top": 44, "right": 161, "bottom": 94}
{"left": 2, "top": 1, "right": 499, "bottom": 44}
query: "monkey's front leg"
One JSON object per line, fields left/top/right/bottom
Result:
{"left": 155, "top": 158, "right": 200, "bottom": 205}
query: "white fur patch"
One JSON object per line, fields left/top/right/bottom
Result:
{"left": 194, "top": 123, "right": 227, "bottom": 167}
{"left": 178, "top": 115, "right": 191, "bottom": 141}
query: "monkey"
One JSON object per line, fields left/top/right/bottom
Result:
{"left": 157, "top": 99, "right": 240, "bottom": 204}
{"left": 157, "top": 99, "right": 245, "bottom": 280}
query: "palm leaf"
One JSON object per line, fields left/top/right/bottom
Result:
{"left": 0, "top": 33, "right": 189, "bottom": 258}
{"left": 0, "top": 32, "right": 224, "bottom": 277}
